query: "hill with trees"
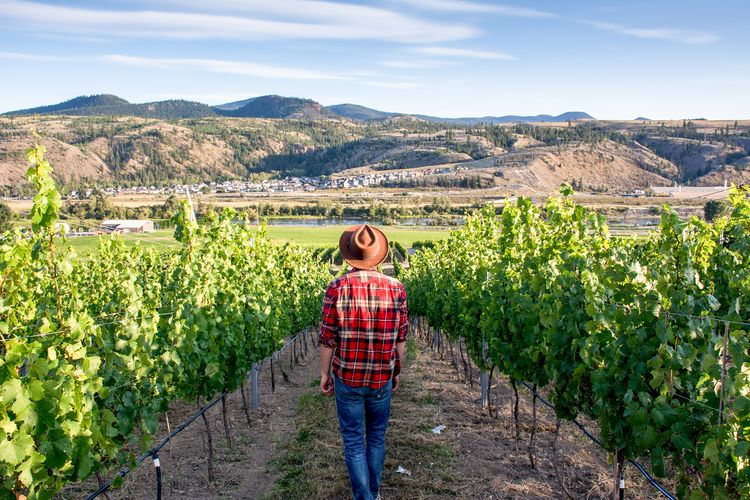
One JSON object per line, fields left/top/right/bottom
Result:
{"left": 326, "top": 104, "right": 399, "bottom": 121}
{"left": 1, "top": 111, "right": 748, "bottom": 194}
{"left": 6, "top": 95, "right": 216, "bottom": 119}
{"left": 215, "top": 95, "right": 335, "bottom": 119}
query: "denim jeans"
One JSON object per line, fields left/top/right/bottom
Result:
{"left": 334, "top": 375, "right": 393, "bottom": 500}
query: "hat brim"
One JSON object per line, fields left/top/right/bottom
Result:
{"left": 339, "top": 225, "right": 389, "bottom": 269}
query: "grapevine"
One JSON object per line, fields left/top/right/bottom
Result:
{"left": 0, "top": 142, "right": 329, "bottom": 499}
{"left": 404, "top": 184, "right": 750, "bottom": 497}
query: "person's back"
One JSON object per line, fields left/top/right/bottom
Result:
{"left": 319, "top": 225, "right": 408, "bottom": 500}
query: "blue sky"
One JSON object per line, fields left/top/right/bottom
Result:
{"left": 0, "top": 0, "right": 748, "bottom": 119}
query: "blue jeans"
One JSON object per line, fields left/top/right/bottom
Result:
{"left": 334, "top": 376, "right": 393, "bottom": 500}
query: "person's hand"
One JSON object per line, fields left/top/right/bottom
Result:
{"left": 320, "top": 373, "right": 334, "bottom": 396}
{"left": 392, "top": 375, "right": 400, "bottom": 392}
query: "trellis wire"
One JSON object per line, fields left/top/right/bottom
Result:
{"left": 515, "top": 380, "right": 677, "bottom": 500}
{"left": 427, "top": 321, "right": 678, "bottom": 500}
{"left": 85, "top": 328, "right": 312, "bottom": 499}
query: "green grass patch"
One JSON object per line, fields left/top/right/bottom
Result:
{"left": 257, "top": 225, "right": 449, "bottom": 248}
{"left": 59, "top": 225, "right": 449, "bottom": 255}
{"left": 61, "top": 229, "right": 181, "bottom": 254}
{"left": 406, "top": 336, "right": 418, "bottom": 363}
{"left": 270, "top": 352, "right": 458, "bottom": 499}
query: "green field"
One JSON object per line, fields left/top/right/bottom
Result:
{"left": 261, "top": 225, "right": 449, "bottom": 247}
{"left": 63, "top": 225, "right": 450, "bottom": 254}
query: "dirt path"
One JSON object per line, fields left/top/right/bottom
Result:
{"left": 271, "top": 331, "right": 670, "bottom": 499}
{"left": 63, "top": 329, "right": 672, "bottom": 499}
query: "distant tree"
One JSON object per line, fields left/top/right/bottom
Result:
{"left": 89, "top": 189, "right": 113, "bottom": 220}
{"left": 160, "top": 195, "right": 181, "bottom": 218}
{"left": 331, "top": 202, "right": 344, "bottom": 218}
{"left": 0, "top": 203, "right": 13, "bottom": 233}
{"left": 704, "top": 199, "right": 729, "bottom": 222}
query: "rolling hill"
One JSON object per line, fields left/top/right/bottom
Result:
{"left": 325, "top": 104, "right": 399, "bottom": 121}
{"left": 215, "top": 95, "right": 334, "bottom": 119}
{"left": 5, "top": 94, "right": 595, "bottom": 124}
{"left": 5, "top": 94, "right": 130, "bottom": 115}
{"left": 5, "top": 95, "right": 216, "bottom": 119}
{"left": 411, "top": 111, "right": 595, "bottom": 125}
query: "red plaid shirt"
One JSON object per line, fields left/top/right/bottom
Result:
{"left": 319, "top": 270, "right": 408, "bottom": 389}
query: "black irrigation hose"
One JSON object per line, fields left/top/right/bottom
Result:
{"left": 86, "top": 391, "right": 228, "bottom": 500}
{"left": 87, "top": 329, "right": 312, "bottom": 499}
{"left": 516, "top": 380, "right": 676, "bottom": 500}
{"left": 154, "top": 453, "right": 162, "bottom": 500}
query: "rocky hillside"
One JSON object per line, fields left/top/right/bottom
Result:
{"left": 638, "top": 137, "right": 745, "bottom": 180}
{"left": 1, "top": 114, "right": 749, "bottom": 194}
{"left": 493, "top": 140, "right": 676, "bottom": 193}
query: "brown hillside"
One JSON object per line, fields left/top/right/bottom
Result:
{"left": 494, "top": 140, "right": 674, "bottom": 193}
{"left": 0, "top": 135, "right": 109, "bottom": 185}
{"left": 696, "top": 163, "right": 750, "bottom": 186}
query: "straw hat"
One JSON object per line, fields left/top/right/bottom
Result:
{"left": 338, "top": 224, "right": 389, "bottom": 269}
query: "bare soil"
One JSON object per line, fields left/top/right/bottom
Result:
{"left": 62, "top": 325, "right": 675, "bottom": 499}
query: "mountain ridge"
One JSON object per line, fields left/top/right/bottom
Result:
{"left": 4, "top": 93, "right": 596, "bottom": 123}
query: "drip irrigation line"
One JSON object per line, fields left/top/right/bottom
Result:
{"left": 515, "top": 379, "right": 675, "bottom": 499}
{"left": 626, "top": 459, "right": 677, "bottom": 500}
{"left": 86, "top": 328, "right": 310, "bottom": 499}
{"left": 86, "top": 390, "right": 228, "bottom": 500}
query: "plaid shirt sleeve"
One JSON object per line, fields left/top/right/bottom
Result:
{"left": 319, "top": 283, "right": 338, "bottom": 348}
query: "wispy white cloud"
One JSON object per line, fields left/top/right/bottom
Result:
{"left": 101, "top": 55, "right": 345, "bottom": 80}
{"left": 390, "top": 0, "right": 556, "bottom": 17}
{"left": 582, "top": 20, "right": 719, "bottom": 44}
{"left": 0, "top": 0, "right": 477, "bottom": 43}
{"left": 365, "top": 81, "right": 421, "bottom": 89}
{"left": 0, "top": 51, "right": 71, "bottom": 62}
{"left": 410, "top": 46, "right": 517, "bottom": 60}
{"left": 379, "top": 60, "right": 449, "bottom": 69}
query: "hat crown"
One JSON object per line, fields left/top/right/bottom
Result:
{"left": 339, "top": 224, "right": 388, "bottom": 269}
{"left": 350, "top": 224, "right": 381, "bottom": 260}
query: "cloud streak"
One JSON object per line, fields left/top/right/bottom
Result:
{"left": 0, "top": 0, "right": 477, "bottom": 43}
{"left": 0, "top": 51, "right": 71, "bottom": 62}
{"left": 390, "top": 0, "right": 555, "bottom": 17}
{"left": 365, "top": 81, "right": 421, "bottom": 89}
{"left": 101, "top": 55, "right": 345, "bottom": 80}
{"left": 379, "top": 60, "right": 449, "bottom": 69}
{"left": 583, "top": 20, "right": 718, "bottom": 44}
{"left": 410, "top": 46, "right": 517, "bottom": 60}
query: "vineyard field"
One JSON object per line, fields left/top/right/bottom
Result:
{"left": 3, "top": 139, "right": 750, "bottom": 498}
{"left": 403, "top": 184, "right": 750, "bottom": 498}
{"left": 0, "top": 142, "right": 331, "bottom": 498}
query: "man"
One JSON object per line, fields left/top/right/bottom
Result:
{"left": 319, "top": 224, "right": 408, "bottom": 500}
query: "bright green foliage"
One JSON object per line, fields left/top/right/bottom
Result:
{"left": 404, "top": 185, "right": 750, "bottom": 497}
{"left": 24, "top": 138, "right": 62, "bottom": 234}
{"left": 0, "top": 145, "right": 329, "bottom": 498}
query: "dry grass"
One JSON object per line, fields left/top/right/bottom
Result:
{"left": 269, "top": 338, "right": 460, "bottom": 499}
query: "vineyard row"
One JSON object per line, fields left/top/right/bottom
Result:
{"left": 402, "top": 185, "right": 750, "bottom": 499}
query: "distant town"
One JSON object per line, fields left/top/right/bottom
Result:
{"left": 65, "top": 167, "right": 466, "bottom": 199}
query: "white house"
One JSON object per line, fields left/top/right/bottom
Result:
{"left": 101, "top": 220, "right": 155, "bottom": 234}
